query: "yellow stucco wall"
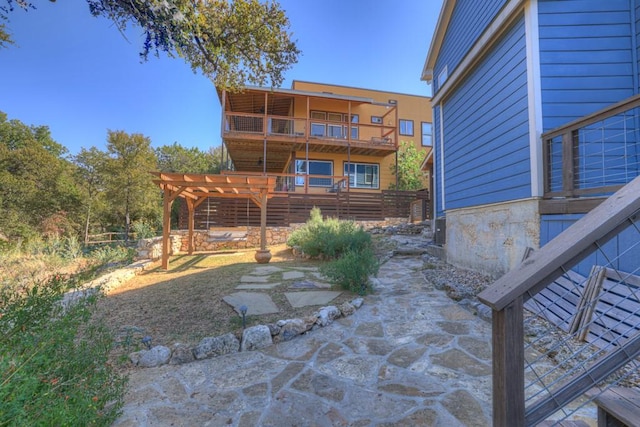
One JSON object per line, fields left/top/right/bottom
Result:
{"left": 290, "top": 81, "right": 432, "bottom": 192}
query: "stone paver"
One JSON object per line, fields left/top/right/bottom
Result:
{"left": 235, "top": 283, "right": 281, "bottom": 290}
{"left": 282, "top": 270, "right": 305, "bottom": 280}
{"left": 115, "top": 238, "right": 596, "bottom": 426}
{"left": 240, "top": 275, "right": 270, "bottom": 283}
{"left": 222, "top": 292, "right": 279, "bottom": 315}
{"left": 284, "top": 290, "right": 342, "bottom": 308}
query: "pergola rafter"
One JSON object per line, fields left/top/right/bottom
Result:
{"left": 151, "top": 172, "right": 276, "bottom": 269}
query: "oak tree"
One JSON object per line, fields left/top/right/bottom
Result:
{"left": 2, "top": 0, "right": 300, "bottom": 89}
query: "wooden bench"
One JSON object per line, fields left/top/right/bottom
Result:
{"left": 207, "top": 227, "right": 248, "bottom": 242}
{"left": 587, "top": 386, "right": 640, "bottom": 427}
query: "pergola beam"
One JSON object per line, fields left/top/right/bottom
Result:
{"left": 151, "top": 172, "right": 275, "bottom": 269}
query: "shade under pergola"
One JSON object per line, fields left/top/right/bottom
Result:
{"left": 152, "top": 172, "right": 277, "bottom": 269}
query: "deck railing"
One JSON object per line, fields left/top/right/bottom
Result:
{"left": 543, "top": 94, "right": 640, "bottom": 199}
{"left": 223, "top": 112, "right": 397, "bottom": 148}
{"left": 478, "top": 175, "right": 640, "bottom": 426}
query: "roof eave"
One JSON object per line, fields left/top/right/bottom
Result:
{"left": 421, "top": 0, "right": 457, "bottom": 83}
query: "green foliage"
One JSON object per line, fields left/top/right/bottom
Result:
{"left": 288, "top": 208, "right": 378, "bottom": 294}
{"left": 389, "top": 140, "right": 427, "bottom": 191}
{"left": 104, "top": 130, "right": 160, "bottom": 240}
{"left": 320, "top": 247, "right": 379, "bottom": 295}
{"left": 0, "top": 275, "right": 127, "bottom": 425}
{"left": 287, "top": 207, "right": 371, "bottom": 258}
{"left": 0, "top": 112, "right": 82, "bottom": 241}
{"left": 87, "top": 244, "right": 136, "bottom": 266}
{"left": 156, "top": 142, "right": 225, "bottom": 174}
{"left": 131, "top": 220, "right": 155, "bottom": 239}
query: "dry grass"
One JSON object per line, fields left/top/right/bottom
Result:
{"left": 91, "top": 244, "right": 357, "bottom": 356}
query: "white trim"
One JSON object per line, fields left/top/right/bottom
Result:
{"left": 439, "top": 102, "right": 446, "bottom": 212}
{"left": 422, "top": 0, "right": 458, "bottom": 82}
{"left": 525, "top": 0, "right": 543, "bottom": 197}
{"left": 431, "top": 0, "right": 526, "bottom": 105}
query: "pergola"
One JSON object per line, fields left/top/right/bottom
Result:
{"left": 152, "top": 172, "right": 277, "bottom": 269}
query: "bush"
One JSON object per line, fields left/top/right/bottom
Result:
{"left": 320, "top": 247, "right": 379, "bottom": 295}
{"left": 287, "top": 207, "right": 371, "bottom": 258}
{"left": 131, "top": 220, "right": 156, "bottom": 239}
{"left": 0, "top": 275, "right": 127, "bottom": 425}
{"left": 87, "top": 244, "right": 136, "bottom": 266}
{"left": 289, "top": 208, "right": 379, "bottom": 294}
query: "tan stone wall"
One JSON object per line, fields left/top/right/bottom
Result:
{"left": 136, "top": 235, "right": 182, "bottom": 261}
{"left": 161, "top": 218, "right": 408, "bottom": 254}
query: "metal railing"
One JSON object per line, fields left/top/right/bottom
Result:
{"left": 478, "top": 175, "right": 640, "bottom": 426}
{"left": 543, "top": 95, "right": 640, "bottom": 199}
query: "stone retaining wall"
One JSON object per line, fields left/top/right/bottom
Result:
{"left": 135, "top": 218, "right": 408, "bottom": 260}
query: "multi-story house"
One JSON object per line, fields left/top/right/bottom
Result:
{"left": 218, "top": 80, "right": 433, "bottom": 196}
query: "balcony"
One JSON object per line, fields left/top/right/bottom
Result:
{"left": 219, "top": 87, "right": 398, "bottom": 173}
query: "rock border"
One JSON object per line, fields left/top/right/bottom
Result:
{"left": 128, "top": 297, "right": 364, "bottom": 368}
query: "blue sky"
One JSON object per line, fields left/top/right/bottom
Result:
{"left": 0, "top": 1, "right": 442, "bottom": 155}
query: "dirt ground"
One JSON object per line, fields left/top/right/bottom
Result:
{"left": 91, "top": 243, "right": 358, "bottom": 359}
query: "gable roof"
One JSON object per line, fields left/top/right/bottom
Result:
{"left": 421, "top": 0, "right": 457, "bottom": 83}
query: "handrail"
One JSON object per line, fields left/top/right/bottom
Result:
{"left": 541, "top": 93, "right": 640, "bottom": 141}
{"left": 541, "top": 94, "right": 640, "bottom": 199}
{"left": 479, "top": 175, "right": 640, "bottom": 310}
{"left": 478, "top": 175, "right": 640, "bottom": 425}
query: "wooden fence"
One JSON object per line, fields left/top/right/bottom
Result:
{"left": 178, "top": 190, "right": 429, "bottom": 229}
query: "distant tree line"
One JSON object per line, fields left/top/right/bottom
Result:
{"left": 0, "top": 111, "right": 225, "bottom": 244}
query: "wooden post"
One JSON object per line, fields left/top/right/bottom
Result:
{"left": 186, "top": 197, "right": 195, "bottom": 255}
{"left": 161, "top": 188, "right": 172, "bottom": 270}
{"left": 260, "top": 190, "right": 267, "bottom": 251}
{"left": 562, "top": 131, "right": 574, "bottom": 196}
{"left": 254, "top": 190, "right": 271, "bottom": 263}
{"left": 492, "top": 296, "right": 525, "bottom": 427}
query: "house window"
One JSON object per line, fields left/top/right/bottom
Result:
{"left": 295, "top": 159, "right": 333, "bottom": 187}
{"left": 310, "top": 111, "right": 326, "bottom": 137}
{"left": 344, "top": 162, "right": 379, "bottom": 189}
{"left": 400, "top": 119, "right": 414, "bottom": 136}
{"left": 438, "top": 66, "right": 448, "bottom": 88}
{"left": 371, "top": 116, "right": 382, "bottom": 124}
{"left": 350, "top": 114, "right": 359, "bottom": 139}
{"left": 421, "top": 122, "right": 433, "bottom": 146}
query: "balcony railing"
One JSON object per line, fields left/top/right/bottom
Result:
{"left": 543, "top": 94, "right": 640, "bottom": 199}
{"left": 223, "top": 112, "right": 396, "bottom": 148}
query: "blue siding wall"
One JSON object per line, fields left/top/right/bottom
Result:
{"left": 539, "top": 0, "right": 636, "bottom": 132}
{"left": 441, "top": 16, "right": 530, "bottom": 210}
{"left": 433, "top": 0, "right": 507, "bottom": 94}
{"left": 541, "top": 214, "right": 640, "bottom": 277}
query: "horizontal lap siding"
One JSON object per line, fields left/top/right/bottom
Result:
{"left": 540, "top": 214, "right": 640, "bottom": 276}
{"left": 539, "top": 0, "right": 635, "bottom": 132}
{"left": 442, "top": 16, "right": 530, "bottom": 209}
{"left": 433, "top": 0, "right": 507, "bottom": 94}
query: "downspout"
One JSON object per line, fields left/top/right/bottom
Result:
{"left": 263, "top": 92, "right": 268, "bottom": 174}
{"left": 221, "top": 90, "right": 227, "bottom": 171}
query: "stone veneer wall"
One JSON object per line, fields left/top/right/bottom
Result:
{"left": 135, "top": 218, "right": 408, "bottom": 260}
{"left": 136, "top": 235, "right": 182, "bottom": 261}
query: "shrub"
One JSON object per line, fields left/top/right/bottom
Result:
{"left": 320, "top": 247, "right": 379, "bottom": 295}
{"left": 88, "top": 244, "right": 136, "bottom": 266}
{"left": 0, "top": 275, "right": 127, "bottom": 425}
{"left": 131, "top": 220, "right": 156, "bottom": 239}
{"left": 289, "top": 208, "right": 379, "bottom": 294}
{"left": 287, "top": 207, "right": 371, "bottom": 258}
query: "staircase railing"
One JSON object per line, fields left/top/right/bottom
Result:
{"left": 478, "top": 175, "right": 640, "bottom": 426}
